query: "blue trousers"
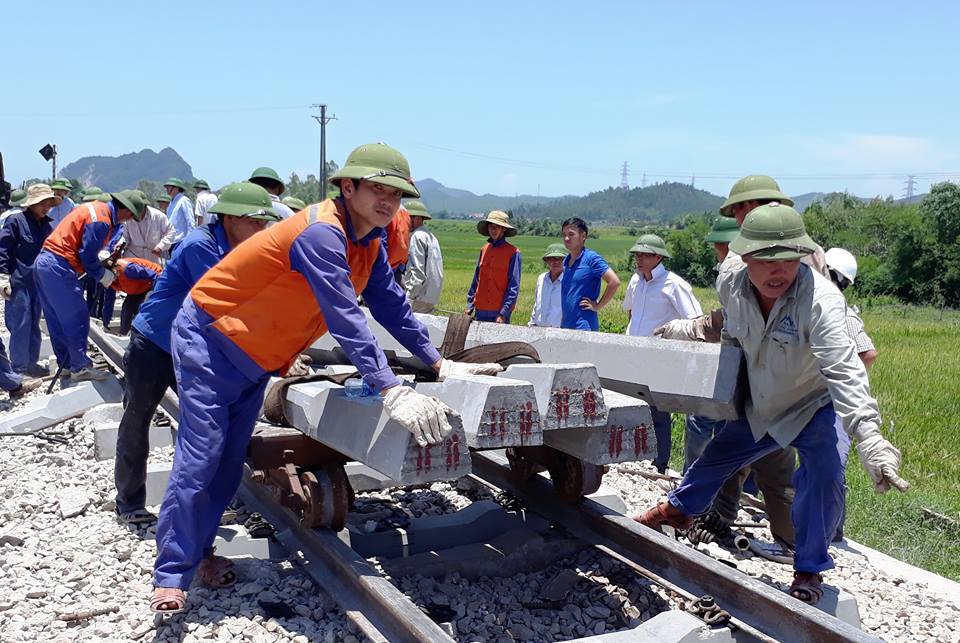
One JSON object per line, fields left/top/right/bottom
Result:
{"left": 475, "top": 309, "right": 510, "bottom": 323}
{"left": 115, "top": 330, "right": 176, "bottom": 514}
{"left": 154, "top": 299, "right": 270, "bottom": 590}
{"left": 669, "top": 405, "right": 845, "bottom": 573}
{"left": 683, "top": 415, "right": 725, "bottom": 474}
{"left": 4, "top": 281, "right": 42, "bottom": 372}
{"left": 100, "top": 286, "right": 116, "bottom": 327}
{"left": 649, "top": 406, "right": 673, "bottom": 472}
{"left": 34, "top": 251, "right": 92, "bottom": 372}
{"left": 0, "top": 336, "right": 23, "bottom": 391}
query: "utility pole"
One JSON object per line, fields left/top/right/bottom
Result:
{"left": 52, "top": 145, "right": 57, "bottom": 181}
{"left": 903, "top": 175, "right": 917, "bottom": 200}
{"left": 311, "top": 104, "right": 337, "bottom": 199}
{"left": 641, "top": 172, "right": 647, "bottom": 188}
{"left": 39, "top": 143, "right": 57, "bottom": 181}
{"left": 691, "top": 174, "right": 696, "bottom": 188}
{"left": 619, "top": 161, "right": 630, "bottom": 189}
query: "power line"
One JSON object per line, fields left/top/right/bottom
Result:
{"left": 0, "top": 105, "right": 309, "bottom": 117}
{"left": 903, "top": 175, "right": 917, "bottom": 200}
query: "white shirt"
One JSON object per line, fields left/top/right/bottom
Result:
{"left": 194, "top": 190, "right": 219, "bottom": 226}
{"left": 622, "top": 263, "right": 702, "bottom": 337}
{"left": 528, "top": 270, "right": 564, "bottom": 327}
{"left": 403, "top": 226, "right": 444, "bottom": 306}
{"left": 269, "top": 194, "right": 295, "bottom": 220}
{"left": 124, "top": 206, "right": 176, "bottom": 260}
{"left": 718, "top": 264, "right": 880, "bottom": 446}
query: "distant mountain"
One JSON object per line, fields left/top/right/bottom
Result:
{"left": 514, "top": 182, "right": 725, "bottom": 223}
{"left": 61, "top": 147, "right": 195, "bottom": 192}
{"left": 416, "top": 178, "right": 564, "bottom": 216}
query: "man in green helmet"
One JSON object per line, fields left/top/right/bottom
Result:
{"left": 528, "top": 243, "right": 566, "bottom": 328}
{"left": 248, "top": 167, "right": 294, "bottom": 219}
{"left": 402, "top": 200, "right": 443, "bottom": 313}
{"left": 192, "top": 179, "right": 218, "bottom": 226}
{"left": 636, "top": 203, "right": 909, "bottom": 604}
{"left": 657, "top": 175, "right": 816, "bottom": 555}
{"left": 116, "top": 182, "right": 282, "bottom": 529}
{"left": 150, "top": 144, "right": 502, "bottom": 613}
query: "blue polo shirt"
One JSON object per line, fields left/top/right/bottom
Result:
{"left": 561, "top": 247, "right": 610, "bottom": 331}
{"left": 132, "top": 221, "right": 230, "bottom": 354}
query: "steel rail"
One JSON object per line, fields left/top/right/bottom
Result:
{"left": 470, "top": 451, "right": 881, "bottom": 643}
{"left": 87, "top": 325, "right": 453, "bottom": 643}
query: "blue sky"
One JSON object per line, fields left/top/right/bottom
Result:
{"left": 3, "top": 0, "right": 956, "bottom": 200}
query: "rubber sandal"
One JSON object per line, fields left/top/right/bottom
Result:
{"left": 748, "top": 537, "right": 794, "bottom": 565}
{"left": 196, "top": 550, "right": 238, "bottom": 589}
{"left": 150, "top": 587, "right": 186, "bottom": 614}
{"left": 634, "top": 501, "right": 694, "bottom": 531}
{"left": 788, "top": 572, "right": 824, "bottom": 604}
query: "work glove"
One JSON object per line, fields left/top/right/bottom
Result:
{"left": 285, "top": 354, "right": 312, "bottom": 377}
{"left": 438, "top": 358, "right": 504, "bottom": 381}
{"left": 654, "top": 317, "right": 708, "bottom": 342}
{"left": 856, "top": 434, "right": 910, "bottom": 494}
{"left": 0, "top": 276, "right": 11, "bottom": 300}
{"left": 382, "top": 385, "right": 458, "bottom": 447}
{"left": 98, "top": 268, "right": 116, "bottom": 288}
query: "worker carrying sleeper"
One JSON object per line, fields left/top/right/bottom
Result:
{"left": 150, "top": 143, "right": 502, "bottom": 614}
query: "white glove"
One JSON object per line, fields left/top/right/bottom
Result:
{"left": 382, "top": 385, "right": 458, "bottom": 446}
{"left": 856, "top": 434, "right": 910, "bottom": 494}
{"left": 0, "top": 276, "right": 11, "bottom": 300}
{"left": 97, "top": 249, "right": 112, "bottom": 264}
{"left": 285, "top": 354, "right": 312, "bottom": 377}
{"left": 98, "top": 268, "right": 116, "bottom": 288}
{"left": 653, "top": 318, "right": 707, "bottom": 341}
{"left": 438, "top": 358, "right": 504, "bottom": 381}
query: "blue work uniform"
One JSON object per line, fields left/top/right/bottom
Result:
{"left": 47, "top": 196, "right": 75, "bottom": 227}
{"left": 154, "top": 200, "right": 441, "bottom": 590}
{"left": 0, "top": 210, "right": 53, "bottom": 372}
{"left": 115, "top": 222, "right": 232, "bottom": 516}
{"left": 560, "top": 248, "right": 610, "bottom": 331}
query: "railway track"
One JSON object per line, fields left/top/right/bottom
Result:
{"left": 87, "top": 324, "right": 881, "bottom": 643}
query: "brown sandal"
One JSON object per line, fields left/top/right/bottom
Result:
{"left": 150, "top": 587, "right": 187, "bottom": 614}
{"left": 634, "top": 501, "right": 694, "bottom": 531}
{"left": 789, "top": 572, "right": 824, "bottom": 604}
{"left": 196, "top": 550, "right": 238, "bottom": 589}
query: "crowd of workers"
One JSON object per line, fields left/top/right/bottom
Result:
{"left": 0, "top": 143, "right": 908, "bottom": 612}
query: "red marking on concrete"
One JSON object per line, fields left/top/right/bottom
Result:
{"left": 584, "top": 387, "right": 597, "bottom": 420}
{"left": 424, "top": 445, "right": 432, "bottom": 471}
{"left": 635, "top": 425, "right": 649, "bottom": 456}
{"left": 452, "top": 433, "right": 461, "bottom": 467}
{"left": 609, "top": 424, "right": 625, "bottom": 457}
{"left": 499, "top": 408, "right": 507, "bottom": 437}
{"left": 416, "top": 447, "right": 424, "bottom": 473}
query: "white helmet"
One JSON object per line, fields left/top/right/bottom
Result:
{"left": 824, "top": 247, "right": 858, "bottom": 284}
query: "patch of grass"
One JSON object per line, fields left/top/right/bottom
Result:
{"left": 429, "top": 222, "right": 960, "bottom": 580}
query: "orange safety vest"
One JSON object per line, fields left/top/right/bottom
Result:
{"left": 385, "top": 206, "right": 410, "bottom": 270}
{"left": 191, "top": 199, "right": 381, "bottom": 374}
{"left": 113, "top": 258, "right": 162, "bottom": 295}
{"left": 474, "top": 241, "right": 518, "bottom": 312}
{"left": 42, "top": 202, "right": 115, "bottom": 275}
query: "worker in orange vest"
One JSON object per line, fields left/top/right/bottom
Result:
{"left": 105, "top": 257, "right": 163, "bottom": 334}
{"left": 383, "top": 203, "right": 411, "bottom": 283}
{"left": 150, "top": 144, "right": 502, "bottom": 614}
{"left": 465, "top": 210, "right": 521, "bottom": 323}
{"left": 34, "top": 190, "right": 146, "bottom": 382}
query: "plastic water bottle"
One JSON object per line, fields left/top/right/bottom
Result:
{"left": 344, "top": 378, "right": 372, "bottom": 398}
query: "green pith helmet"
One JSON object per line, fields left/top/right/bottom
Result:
{"left": 193, "top": 179, "right": 210, "bottom": 190}
{"left": 50, "top": 179, "right": 71, "bottom": 192}
{"left": 208, "top": 182, "right": 281, "bottom": 221}
{"left": 112, "top": 190, "right": 147, "bottom": 222}
{"left": 82, "top": 187, "right": 104, "bottom": 202}
{"left": 83, "top": 186, "right": 102, "bottom": 196}
{"left": 729, "top": 202, "right": 816, "bottom": 260}
{"left": 404, "top": 200, "right": 431, "bottom": 220}
{"left": 157, "top": 192, "right": 172, "bottom": 204}
{"left": 281, "top": 196, "right": 306, "bottom": 212}
{"left": 248, "top": 167, "right": 285, "bottom": 194}
{"left": 10, "top": 189, "right": 26, "bottom": 206}
{"left": 630, "top": 233, "right": 672, "bottom": 258}
{"left": 704, "top": 216, "right": 740, "bottom": 243}
{"left": 329, "top": 142, "right": 420, "bottom": 198}
{"left": 163, "top": 177, "right": 186, "bottom": 191}
{"left": 720, "top": 175, "right": 794, "bottom": 217}
{"left": 542, "top": 243, "right": 567, "bottom": 259}
{"left": 96, "top": 193, "right": 112, "bottom": 202}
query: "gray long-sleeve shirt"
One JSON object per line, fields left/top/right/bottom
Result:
{"left": 717, "top": 264, "right": 881, "bottom": 447}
